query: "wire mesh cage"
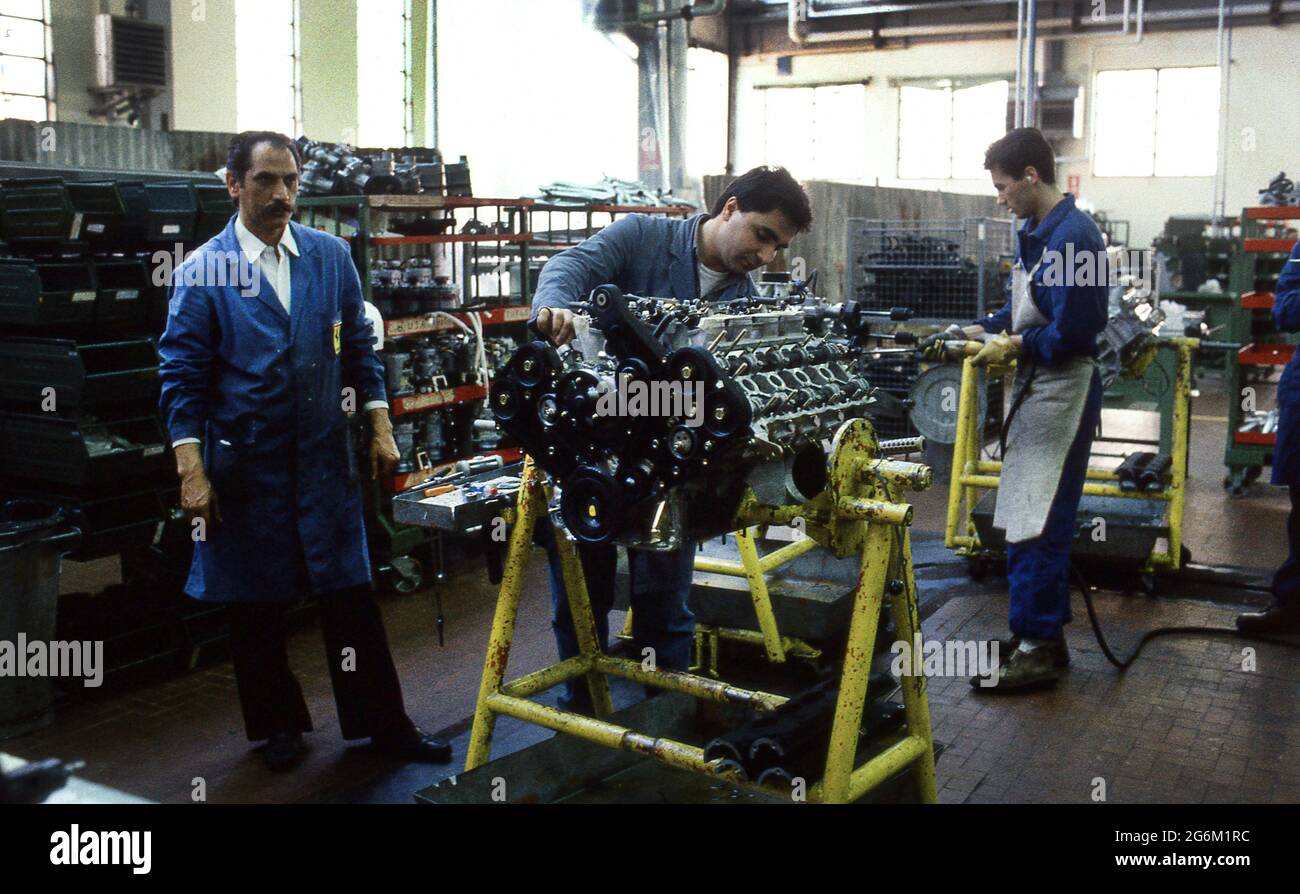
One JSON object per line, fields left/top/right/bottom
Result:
{"left": 847, "top": 217, "right": 1016, "bottom": 323}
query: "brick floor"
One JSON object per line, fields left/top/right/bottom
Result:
{"left": 927, "top": 591, "right": 1300, "bottom": 804}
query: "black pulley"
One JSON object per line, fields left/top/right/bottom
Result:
{"left": 560, "top": 466, "right": 623, "bottom": 544}
{"left": 511, "top": 341, "right": 560, "bottom": 389}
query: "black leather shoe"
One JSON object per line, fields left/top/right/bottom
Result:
{"left": 262, "top": 732, "right": 306, "bottom": 772}
{"left": 370, "top": 726, "right": 453, "bottom": 764}
{"left": 1236, "top": 604, "right": 1300, "bottom": 636}
{"left": 972, "top": 645, "right": 1063, "bottom": 691}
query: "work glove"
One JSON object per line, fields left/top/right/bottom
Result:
{"left": 918, "top": 324, "right": 966, "bottom": 361}
{"left": 970, "top": 331, "right": 1019, "bottom": 378}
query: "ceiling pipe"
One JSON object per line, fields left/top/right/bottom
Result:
{"left": 1013, "top": 0, "right": 1025, "bottom": 128}
{"left": 788, "top": 0, "right": 876, "bottom": 44}
{"left": 805, "top": 0, "right": 1012, "bottom": 17}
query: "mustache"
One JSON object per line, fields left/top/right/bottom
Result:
{"left": 262, "top": 203, "right": 293, "bottom": 215}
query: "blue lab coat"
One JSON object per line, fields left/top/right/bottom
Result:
{"left": 1271, "top": 240, "right": 1300, "bottom": 487}
{"left": 158, "top": 217, "right": 387, "bottom": 603}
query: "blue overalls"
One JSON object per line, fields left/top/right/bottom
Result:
{"left": 1269, "top": 241, "right": 1300, "bottom": 608}
{"left": 976, "top": 195, "right": 1109, "bottom": 639}
{"left": 531, "top": 212, "right": 756, "bottom": 708}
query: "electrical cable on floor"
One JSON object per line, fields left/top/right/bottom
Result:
{"left": 1071, "top": 564, "right": 1300, "bottom": 670}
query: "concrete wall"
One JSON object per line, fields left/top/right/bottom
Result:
{"left": 733, "top": 22, "right": 1298, "bottom": 247}
{"left": 170, "top": 0, "right": 238, "bottom": 133}
{"left": 705, "top": 174, "right": 1000, "bottom": 303}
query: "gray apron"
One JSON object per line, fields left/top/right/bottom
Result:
{"left": 994, "top": 255, "right": 1096, "bottom": 544}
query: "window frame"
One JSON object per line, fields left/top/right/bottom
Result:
{"left": 357, "top": 0, "right": 414, "bottom": 148}
{"left": 895, "top": 78, "right": 1010, "bottom": 181}
{"left": 1091, "top": 64, "right": 1220, "bottom": 178}
{"left": 0, "top": 0, "right": 55, "bottom": 122}
{"left": 234, "top": 0, "right": 303, "bottom": 136}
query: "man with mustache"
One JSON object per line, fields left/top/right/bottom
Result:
{"left": 531, "top": 166, "right": 812, "bottom": 712}
{"left": 159, "top": 132, "right": 451, "bottom": 771}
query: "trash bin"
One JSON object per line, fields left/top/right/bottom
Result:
{"left": 0, "top": 501, "right": 79, "bottom": 740}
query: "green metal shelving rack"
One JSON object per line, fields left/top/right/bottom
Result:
{"left": 1222, "top": 206, "right": 1300, "bottom": 495}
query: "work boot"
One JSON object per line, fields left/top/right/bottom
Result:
{"left": 1235, "top": 604, "right": 1300, "bottom": 636}
{"left": 971, "top": 642, "right": 1063, "bottom": 691}
{"left": 996, "top": 634, "right": 1070, "bottom": 668}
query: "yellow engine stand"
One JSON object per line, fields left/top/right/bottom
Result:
{"left": 464, "top": 419, "right": 940, "bottom": 804}
{"left": 943, "top": 337, "right": 1198, "bottom": 572}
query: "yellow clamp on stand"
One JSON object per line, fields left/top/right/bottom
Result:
{"left": 464, "top": 419, "right": 940, "bottom": 804}
{"left": 942, "top": 337, "right": 1198, "bottom": 573}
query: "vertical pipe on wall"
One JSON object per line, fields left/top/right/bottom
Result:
{"left": 725, "top": 4, "right": 737, "bottom": 177}
{"left": 1013, "top": 0, "right": 1025, "bottom": 128}
{"left": 1024, "top": 0, "right": 1037, "bottom": 128}
{"left": 667, "top": 11, "right": 689, "bottom": 194}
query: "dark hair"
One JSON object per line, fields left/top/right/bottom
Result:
{"left": 710, "top": 166, "right": 813, "bottom": 233}
{"left": 226, "top": 131, "right": 301, "bottom": 186}
{"left": 983, "top": 127, "right": 1056, "bottom": 184}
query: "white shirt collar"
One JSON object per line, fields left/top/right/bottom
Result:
{"left": 234, "top": 216, "right": 300, "bottom": 265}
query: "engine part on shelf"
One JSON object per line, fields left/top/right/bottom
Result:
{"left": 1238, "top": 408, "right": 1280, "bottom": 435}
{"left": 483, "top": 336, "right": 518, "bottom": 375}
{"left": 418, "top": 413, "right": 446, "bottom": 461}
{"left": 1258, "top": 171, "right": 1299, "bottom": 207}
{"left": 471, "top": 405, "right": 502, "bottom": 453}
{"left": 533, "top": 176, "right": 696, "bottom": 209}
{"left": 392, "top": 419, "right": 418, "bottom": 474}
{"left": 411, "top": 339, "right": 449, "bottom": 394}
{"left": 296, "top": 138, "right": 470, "bottom": 198}
{"left": 490, "top": 285, "right": 901, "bottom": 548}
{"left": 1097, "top": 285, "right": 1166, "bottom": 390}
{"left": 383, "top": 349, "right": 415, "bottom": 397}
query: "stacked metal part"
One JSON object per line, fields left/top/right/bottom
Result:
{"left": 1258, "top": 171, "right": 1299, "bottom": 207}
{"left": 296, "top": 138, "right": 471, "bottom": 198}
{"left": 489, "top": 285, "right": 890, "bottom": 549}
{"left": 533, "top": 177, "right": 696, "bottom": 210}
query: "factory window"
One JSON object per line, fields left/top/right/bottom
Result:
{"left": 0, "top": 0, "right": 53, "bottom": 122}
{"left": 687, "top": 46, "right": 727, "bottom": 179}
{"left": 235, "top": 0, "right": 301, "bottom": 135}
{"left": 897, "top": 80, "right": 1009, "bottom": 180}
{"left": 437, "top": 0, "right": 638, "bottom": 197}
{"left": 1093, "top": 66, "right": 1219, "bottom": 177}
{"left": 357, "top": 0, "right": 413, "bottom": 148}
{"left": 760, "top": 83, "right": 867, "bottom": 181}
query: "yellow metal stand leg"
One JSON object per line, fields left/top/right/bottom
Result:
{"left": 735, "top": 526, "right": 787, "bottom": 663}
{"left": 552, "top": 528, "right": 615, "bottom": 717}
{"left": 465, "top": 457, "right": 545, "bottom": 771}
{"left": 888, "top": 528, "right": 939, "bottom": 803}
{"left": 820, "top": 522, "right": 892, "bottom": 803}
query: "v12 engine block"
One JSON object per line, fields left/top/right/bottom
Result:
{"left": 490, "top": 285, "right": 907, "bottom": 549}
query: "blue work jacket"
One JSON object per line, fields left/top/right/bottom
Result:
{"left": 1272, "top": 240, "right": 1300, "bottom": 486}
{"left": 977, "top": 194, "right": 1109, "bottom": 368}
{"left": 158, "top": 217, "right": 387, "bottom": 602}
{"left": 531, "top": 212, "right": 756, "bottom": 315}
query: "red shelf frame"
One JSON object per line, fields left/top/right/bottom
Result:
{"left": 1238, "top": 343, "right": 1295, "bottom": 367}
{"left": 1235, "top": 431, "right": 1277, "bottom": 446}
{"left": 1243, "top": 238, "right": 1298, "bottom": 254}
{"left": 390, "top": 383, "right": 487, "bottom": 417}
{"left": 1241, "top": 291, "right": 1275, "bottom": 310}
{"left": 1245, "top": 207, "right": 1300, "bottom": 221}
{"left": 384, "top": 304, "right": 530, "bottom": 338}
{"left": 362, "top": 232, "right": 533, "bottom": 246}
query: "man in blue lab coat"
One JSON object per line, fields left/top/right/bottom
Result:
{"left": 530, "top": 166, "right": 812, "bottom": 712}
{"left": 159, "top": 132, "right": 450, "bottom": 771}
{"left": 1238, "top": 238, "right": 1300, "bottom": 634}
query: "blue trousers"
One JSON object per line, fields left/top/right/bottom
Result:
{"left": 1006, "top": 373, "right": 1103, "bottom": 640}
{"left": 535, "top": 523, "right": 696, "bottom": 708}
{"left": 1274, "top": 486, "right": 1300, "bottom": 609}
